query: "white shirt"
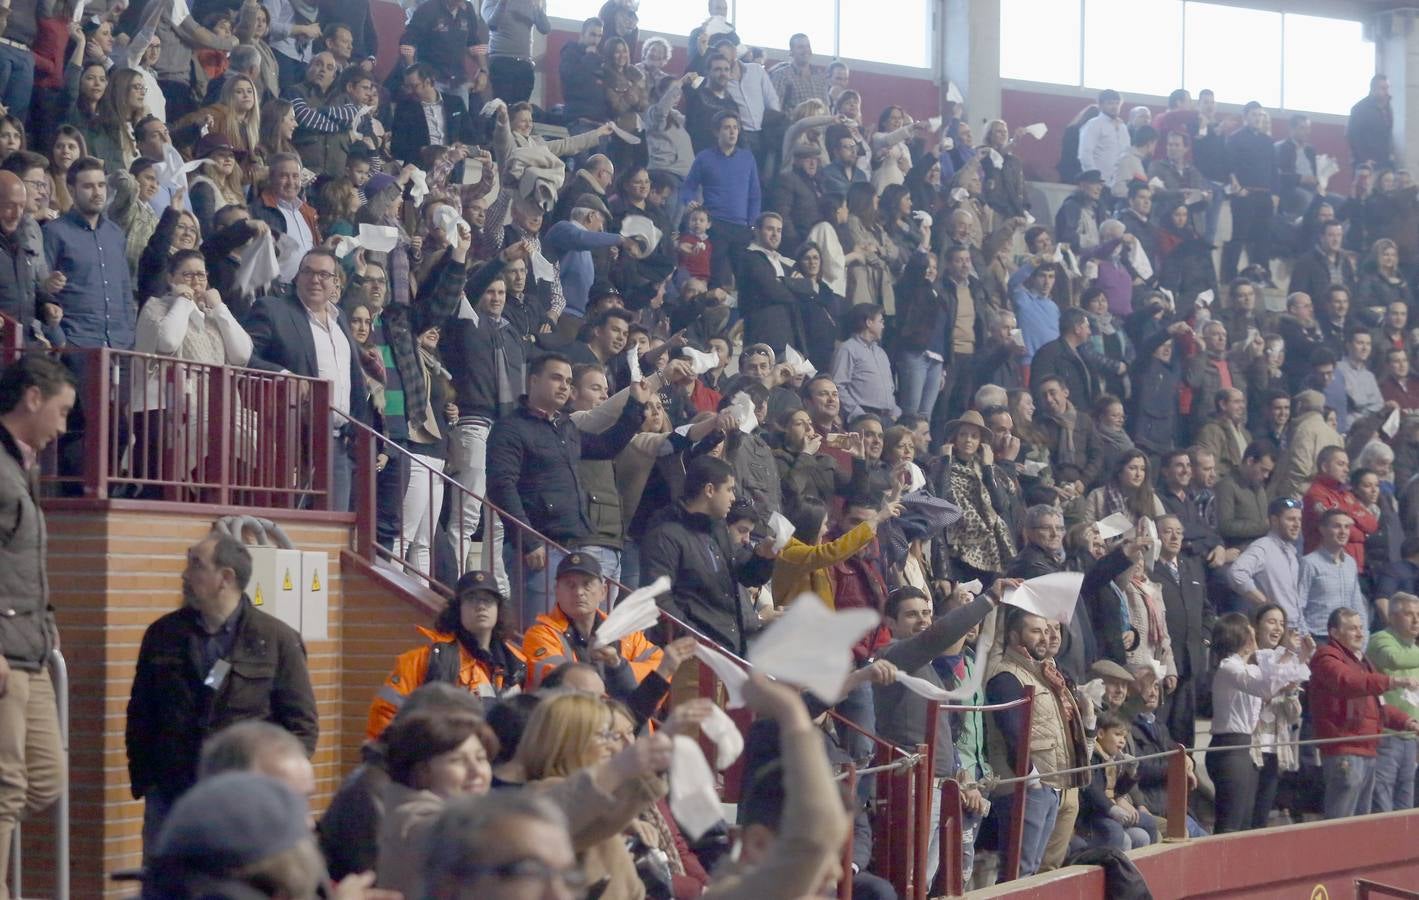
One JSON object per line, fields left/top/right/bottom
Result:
{"left": 1211, "top": 654, "right": 1268, "bottom": 735}
{"left": 423, "top": 97, "right": 447, "bottom": 146}
{"left": 306, "top": 303, "right": 352, "bottom": 423}
{"left": 1077, "top": 113, "right": 1131, "bottom": 186}
{"left": 278, "top": 198, "right": 315, "bottom": 259}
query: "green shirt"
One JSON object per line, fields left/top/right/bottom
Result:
{"left": 1367, "top": 629, "right": 1419, "bottom": 720}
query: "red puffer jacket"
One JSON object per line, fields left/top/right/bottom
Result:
{"left": 1309, "top": 641, "right": 1411, "bottom": 757}
{"left": 1302, "top": 474, "right": 1379, "bottom": 569}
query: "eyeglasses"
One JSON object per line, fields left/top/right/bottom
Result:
{"left": 22, "top": 178, "right": 47, "bottom": 193}
{"left": 451, "top": 859, "right": 589, "bottom": 897}
{"left": 174, "top": 270, "right": 208, "bottom": 282}
{"left": 300, "top": 269, "right": 339, "bottom": 283}
{"left": 1031, "top": 524, "right": 1065, "bottom": 533}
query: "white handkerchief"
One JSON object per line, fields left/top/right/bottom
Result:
{"left": 894, "top": 669, "right": 967, "bottom": 702}
{"left": 170, "top": 0, "right": 191, "bottom": 26}
{"left": 1256, "top": 647, "right": 1310, "bottom": 691}
{"left": 1145, "top": 657, "right": 1167, "bottom": 683}
{"left": 1181, "top": 188, "right": 1203, "bottom": 204}
{"left": 592, "top": 576, "right": 669, "bottom": 649}
{"left": 1384, "top": 406, "right": 1401, "bottom": 438}
{"left": 1023, "top": 122, "right": 1047, "bottom": 140}
{"left": 927, "top": 115, "right": 942, "bottom": 131}
{"left": 912, "top": 210, "right": 933, "bottom": 229}
{"left": 699, "top": 704, "right": 744, "bottom": 770}
{"left": 408, "top": 168, "right": 429, "bottom": 204}
{"left": 1404, "top": 687, "right": 1419, "bottom": 710}
{"left": 682, "top": 345, "right": 718, "bottom": 375}
{"left": 748, "top": 595, "right": 880, "bottom": 704}
{"left": 234, "top": 229, "right": 279, "bottom": 296}
{"left": 481, "top": 98, "right": 507, "bottom": 117}
{"left": 1003, "top": 572, "right": 1085, "bottom": 625}
{"left": 1195, "top": 289, "right": 1215, "bottom": 308}
{"left": 941, "top": 137, "right": 955, "bottom": 151}
{"left": 275, "top": 232, "right": 303, "bottom": 283}
{"left": 728, "top": 391, "right": 757, "bottom": 433}
{"left": 906, "top": 461, "right": 926, "bottom": 494}
{"left": 950, "top": 187, "right": 968, "bottom": 202}
{"left": 669, "top": 736, "right": 725, "bottom": 842}
{"left": 460, "top": 158, "right": 484, "bottom": 185}
{"left": 72, "top": 0, "right": 87, "bottom": 21}
{"left": 946, "top": 82, "right": 964, "bottom": 105}
{"left": 783, "top": 344, "right": 816, "bottom": 378}
{"left": 690, "top": 74, "right": 704, "bottom": 89}
{"left": 985, "top": 148, "right": 1004, "bottom": 168}
{"left": 1020, "top": 459, "right": 1048, "bottom": 477}
{"left": 1023, "top": 210, "right": 1035, "bottom": 225}
{"left": 694, "top": 643, "right": 748, "bottom": 708}
{"left": 620, "top": 214, "right": 662, "bottom": 252}
{"left": 626, "top": 346, "right": 643, "bottom": 383}
{"left": 432, "top": 204, "right": 465, "bottom": 248}
{"left": 1140, "top": 516, "right": 1160, "bottom": 569}
{"left": 609, "top": 122, "right": 642, "bottom": 145}
{"left": 1095, "top": 512, "right": 1135, "bottom": 541}
{"left": 333, "top": 223, "right": 402, "bottom": 258}
{"left": 767, "top": 511, "right": 794, "bottom": 553}
{"left": 1148, "top": 176, "right": 1166, "bottom": 190}
{"left": 1078, "top": 678, "right": 1106, "bottom": 709}
{"left": 1010, "top": 327, "right": 1025, "bottom": 347}
{"left": 958, "top": 579, "right": 983, "bottom": 596}
{"left": 530, "top": 250, "right": 556, "bottom": 282}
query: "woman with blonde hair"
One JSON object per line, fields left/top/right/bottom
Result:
{"left": 780, "top": 97, "right": 836, "bottom": 171}
{"left": 517, "top": 692, "right": 669, "bottom": 900}
{"left": 217, "top": 73, "right": 262, "bottom": 158}
{"left": 188, "top": 134, "right": 247, "bottom": 234}
{"left": 1358, "top": 236, "right": 1415, "bottom": 314}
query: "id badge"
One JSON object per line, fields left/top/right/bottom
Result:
{"left": 204, "top": 659, "right": 232, "bottom": 690}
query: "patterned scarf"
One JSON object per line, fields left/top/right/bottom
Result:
{"left": 1040, "top": 659, "right": 1077, "bottom": 725}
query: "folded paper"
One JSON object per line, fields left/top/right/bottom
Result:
{"left": 1023, "top": 122, "right": 1047, "bottom": 139}
{"left": 669, "top": 735, "right": 725, "bottom": 841}
{"left": 927, "top": 115, "right": 943, "bottom": 131}
{"left": 681, "top": 345, "right": 718, "bottom": 375}
{"left": 748, "top": 595, "right": 880, "bottom": 704}
{"left": 1195, "top": 289, "right": 1215, "bottom": 308}
{"left": 609, "top": 122, "right": 642, "bottom": 145}
{"left": 333, "top": 224, "right": 402, "bottom": 259}
{"left": 1384, "top": 406, "right": 1401, "bottom": 438}
{"left": 432, "top": 204, "right": 466, "bottom": 249}
{"left": 1256, "top": 647, "right": 1310, "bottom": 692}
{"left": 1127, "top": 235, "right": 1153, "bottom": 281}
{"left": 620, "top": 214, "right": 662, "bottom": 253}
{"left": 985, "top": 148, "right": 1004, "bottom": 168}
{"left": 626, "top": 346, "right": 643, "bottom": 383}
{"left": 408, "top": 168, "right": 429, "bottom": 204}
{"left": 699, "top": 704, "right": 744, "bottom": 770}
{"left": 1094, "top": 512, "right": 1135, "bottom": 541}
{"left": 1003, "top": 572, "right": 1085, "bottom": 625}
{"left": 728, "top": 391, "right": 757, "bottom": 433}
{"left": 958, "top": 579, "right": 983, "bottom": 596}
{"left": 946, "top": 82, "right": 964, "bottom": 105}
{"left": 530, "top": 250, "right": 556, "bottom": 282}
{"left": 592, "top": 576, "right": 669, "bottom": 649}
{"left": 783, "top": 344, "right": 816, "bottom": 378}
{"left": 1140, "top": 516, "right": 1160, "bottom": 568}
{"left": 694, "top": 643, "right": 748, "bottom": 708}
{"left": 767, "top": 511, "right": 794, "bottom": 553}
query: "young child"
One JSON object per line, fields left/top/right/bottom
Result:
{"left": 196, "top": 13, "right": 234, "bottom": 81}
{"left": 1080, "top": 712, "right": 1158, "bottom": 851}
{"left": 677, "top": 207, "right": 713, "bottom": 282}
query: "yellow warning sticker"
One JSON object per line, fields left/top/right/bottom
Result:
{"left": 254, "top": 585, "right": 264, "bottom": 606}
{"left": 310, "top": 570, "right": 321, "bottom": 592}
{"left": 283, "top": 570, "right": 293, "bottom": 591}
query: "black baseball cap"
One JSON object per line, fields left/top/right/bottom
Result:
{"left": 454, "top": 570, "right": 505, "bottom": 601}
{"left": 556, "top": 551, "right": 603, "bottom": 580}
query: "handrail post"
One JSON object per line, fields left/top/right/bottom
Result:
{"left": 83, "top": 349, "right": 110, "bottom": 499}
{"left": 210, "top": 366, "right": 232, "bottom": 507}
{"left": 1165, "top": 743, "right": 1191, "bottom": 842}
{"left": 51, "top": 649, "right": 69, "bottom": 900}
{"left": 940, "top": 779, "right": 964, "bottom": 897}
{"left": 1002, "top": 691, "right": 1034, "bottom": 883}
{"left": 352, "top": 424, "right": 377, "bottom": 559}
{"left": 312, "top": 380, "right": 333, "bottom": 510}
{"left": 911, "top": 742, "right": 930, "bottom": 900}
{"left": 838, "top": 764, "right": 858, "bottom": 900}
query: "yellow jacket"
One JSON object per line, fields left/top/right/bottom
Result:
{"left": 770, "top": 521, "right": 876, "bottom": 609}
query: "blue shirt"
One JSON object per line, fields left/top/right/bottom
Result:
{"left": 42, "top": 209, "right": 135, "bottom": 349}
{"left": 1011, "top": 284, "right": 1059, "bottom": 365}
{"left": 1299, "top": 547, "right": 1367, "bottom": 637}
{"left": 542, "top": 220, "right": 623, "bottom": 319}
{"left": 680, "top": 146, "right": 761, "bottom": 226}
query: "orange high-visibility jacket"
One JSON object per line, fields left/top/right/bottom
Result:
{"left": 522, "top": 606, "right": 662, "bottom": 689}
{"left": 366, "top": 626, "right": 527, "bottom": 740}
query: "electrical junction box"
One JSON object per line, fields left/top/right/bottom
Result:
{"left": 300, "top": 550, "right": 329, "bottom": 641}
{"left": 247, "top": 546, "right": 303, "bottom": 634}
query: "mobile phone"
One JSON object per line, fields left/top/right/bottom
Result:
{"left": 826, "top": 433, "right": 853, "bottom": 449}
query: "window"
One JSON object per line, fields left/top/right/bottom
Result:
{"left": 1283, "top": 14, "right": 1373, "bottom": 116}
{"left": 839, "top": 0, "right": 931, "bottom": 68}
{"left": 1083, "top": 0, "right": 1182, "bottom": 98}
{"left": 1000, "top": 0, "right": 1081, "bottom": 86}
{"left": 1183, "top": 3, "right": 1280, "bottom": 108}
{"left": 1001, "top": 0, "right": 1372, "bottom": 116}
{"left": 635, "top": 5, "right": 709, "bottom": 39}
{"left": 546, "top": 0, "right": 603, "bottom": 23}
{"left": 735, "top": 0, "right": 832, "bottom": 54}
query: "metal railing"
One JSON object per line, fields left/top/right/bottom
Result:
{"left": 22, "top": 347, "right": 333, "bottom": 509}
{"left": 7, "top": 650, "right": 70, "bottom": 900}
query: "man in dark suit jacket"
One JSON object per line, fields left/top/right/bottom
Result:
{"left": 1275, "top": 114, "right": 1320, "bottom": 216}
{"left": 1288, "top": 221, "right": 1357, "bottom": 305}
{"left": 1153, "top": 514, "right": 1216, "bottom": 750}
{"left": 390, "top": 63, "right": 472, "bottom": 165}
{"left": 737, "top": 214, "right": 812, "bottom": 357}
{"left": 244, "top": 248, "right": 370, "bottom": 511}
{"left": 1029, "top": 307, "right": 1096, "bottom": 410}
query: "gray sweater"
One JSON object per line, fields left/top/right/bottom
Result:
{"left": 481, "top": 0, "right": 550, "bottom": 58}
{"left": 1215, "top": 471, "right": 1270, "bottom": 546}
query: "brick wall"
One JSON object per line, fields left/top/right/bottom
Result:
{"left": 12, "top": 504, "right": 433, "bottom": 899}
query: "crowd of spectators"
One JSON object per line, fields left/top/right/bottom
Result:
{"left": 5, "top": 0, "right": 1419, "bottom": 896}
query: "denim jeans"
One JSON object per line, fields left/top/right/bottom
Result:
{"left": 446, "top": 417, "right": 508, "bottom": 593}
{"left": 330, "top": 439, "right": 353, "bottom": 512}
{"left": 517, "top": 543, "right": 567, "bottom": 630}
{"left": 141, "top": 786, "right": 180, "bottom": 865}
{"left": 396, "top": 451, "right": 445, "bottom": 584}
{"left": 994, "top": 785, "right": 1060, "bottom": 880}
{"left": 0, "top": 44, "right": 34, "bottom": 121}
{"left": 1372, "top": 736, "right": 1417, "bottom": 812}
{"left": 1323, "top": 753, "right": 1377, "bottom": 819}
{"left": 896, "top": 351, "right": 943, "bottom": 419}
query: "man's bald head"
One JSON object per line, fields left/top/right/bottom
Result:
{"left": 0, "top": 171, "right": 25, "bottom": 235}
